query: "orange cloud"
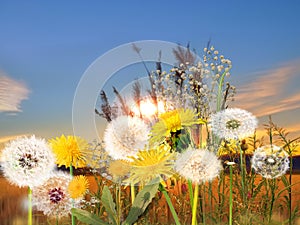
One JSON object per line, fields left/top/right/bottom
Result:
{"left": 232, "top": 59, "right": 300, "bottom": 117}
{"left": 0, "top": 71, "right": 30, "bottom": 113}
{"left": 230, "top": 58, "right": 300, "bottom": 144}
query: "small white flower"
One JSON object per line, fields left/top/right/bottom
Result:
{"left": 32, "top": 172, "right": 81, "bottom": 218}
{"left": 174, "top": 148, "right": 222, "bottom": 183}
{"left": 104, "top": 116, "right": 150, "bottom": 160}
{"left": 0, "top": 135, "right": 55, "bottom": 188}
{"left": 210, "top": 108, "right": 258, "bottom": 140}
{"left": 251, "top": 145, "right": 289, "bottom": 179}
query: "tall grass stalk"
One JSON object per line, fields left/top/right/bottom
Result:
{"left": 131, "top": 183, "right": 135, "bottom": 203}
{"left": 237, "top": 142, "right": 246, "bottom": 204}
{"left": 159, "top": 184, "right": 181, "bottom": 225}
{"left": 70, "top": 163, "right": 75, "bottom": 225}
{"left": 192, "top": 184, "right": 199, "bottom": 225}
{"left": 28, "top": 187, "right": 32, "bottom": 225}
{"left": 229, "top": 164, "right": 234, "bottom": 225}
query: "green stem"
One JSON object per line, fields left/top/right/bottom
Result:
{"left": 192, "top": 184, "right": 199, "bottom": 225}
{"left": 216, "top": 71, "right": 227, "bottom": 112}
{"left": 188, "top": 180, "right": 194, "bottom": 211}
{"left": 116, "top": 184, "right": 121, "bottom": 224}
{"left": 229, "top": 165, "right": 233, "bottom": 225}
{"left": 208, "top": 182, "right": 212, "bottom": 220}
{"left": 288, "top": 154, "right": 293, "bottom": 225}
{"left": 131, "top": 183, "right": 135, "bottom": 204}
{"left": 28, "top": 187, "right": 32, "bottom": 225}
{"left": 70, "top": 163, "right": 75, "bottom": 225}
{"left": 238, "top": 142, "right": 246, "bottom": 204}
{"left": 202, "top": 185, "right": 206, "bottom": 225}
{"left": 268, "top": 179, "right": 276, "bottom": 223}
{"left": 160, "top": 184, "right": 181, "bottom": 225}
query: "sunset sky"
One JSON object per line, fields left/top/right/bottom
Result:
{"left": 0, "top": 1, "right": 300, "bottom": 145}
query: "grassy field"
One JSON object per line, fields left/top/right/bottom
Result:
{"left": 1, "top": 173, "right": 300, "bottom": 225}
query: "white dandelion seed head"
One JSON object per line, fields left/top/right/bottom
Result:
{"left": 0, "top": 135, "right": 55, "bottom": 188}
{"left": 251, "top": 145, "right": 289, "bottom": 179}
{"left": 174, "top": 148, "right": 222, "bottom": 184}
{"left": 210, "top": 108, "right": 258, "bottom": 140}
{"left": 104, "top": 116, "right": 150, "bottom": 160}
{"left": 32, "top": 172, "right": 81, "bottom": 218}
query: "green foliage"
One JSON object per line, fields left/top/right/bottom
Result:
{"left": 71, "top": 208, "right": 109, "bottom": 225}
{"left": 73, "top": 177, "right": 160, "bottom": 225}
{"left": 123, "top": 177, "right": 160, "bottom": 225}
{"left": 101, "top": 186, "right": 118, "bottom": 224}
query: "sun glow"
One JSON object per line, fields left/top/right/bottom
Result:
{"left": 132, "top": 99, "right": 165, "bottom": 118}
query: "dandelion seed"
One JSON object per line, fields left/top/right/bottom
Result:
{"left": 1, "top": 135, "right": 55, "bottom": 188}
{"left": 174, "top": 148, "right": 222, "bottom": 183}
{"left": 104, "top": 116, "right": 150, "bottom": 160}
{"left": 210, "top": 108, "right": 258, "bottom": 140}
{"left": 32, "top": 172, "right": 81, "bottom": 218}
{"left": 251, "top": 145, "right": 289, "bottom": 179}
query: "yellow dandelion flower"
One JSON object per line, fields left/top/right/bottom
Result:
{"left": 49, "top": 135, "right": 89, "bottom": 168}
{"left": 108, "top": 160, "right": 131, "bottom": 181}
{"left": 68, "top": 175, "right": 89, "bottom": 199}
{"left": 126, "top": 144, "right": 176, "bottom": 185}
{"left": 150, "top": 108, "right": 200, "bottom": 146}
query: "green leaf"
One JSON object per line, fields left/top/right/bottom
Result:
{"left": 71, "top": 208, "right": 110, "bottom": 225}
{"left": 123, "top": 177, "right": 160, "bottom": 225}
{"left": 101, "top": 186, "right": 118, "bottom": 225}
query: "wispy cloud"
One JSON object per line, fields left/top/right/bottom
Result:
{"left": 233, "top": 59, "right": 300, "bottom": 117}
{"left": 0, "top": 71, "right": 30, "bottom": 113}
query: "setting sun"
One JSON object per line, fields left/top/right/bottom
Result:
{"left": 132, "top": 99, "right": 165, "bottom": 118}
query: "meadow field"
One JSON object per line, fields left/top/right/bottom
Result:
{"left": 1, "top": 172, "right": 300, "bottom": 225}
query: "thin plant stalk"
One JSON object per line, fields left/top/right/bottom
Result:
{"left": 159, "top": 184, "right": 181, "bottom": 225}
{"left": 192, "top": 184, "right": 199, "bottom": 225}
{"left": 268, "top": 179, "right": 276, "bottom": 223}
{"left": 188, "top": 179, "right": 198, "bottom": 225}
{"left": 237, "top": 142, "right": 246, "bottom": 203}
{"left": 216, "top": 71, "right": 227, "bottom": 112}
{"left": 70, "top": 163, "right": 75, "bottom": 225}
{"left": 201, "top": 184, "right": 206, "bottom": 225}
{"left": 115, "top": 183, "right": 121, "bottom": 224}
{"left": 288, "top": 154, "right": 293, "bottom": 225}
{"left": 28, "top": 187, "right": 32, "bottom": 225}
{"left": 131, "top": 183, "right": 135, "bottom": 204}
{"left": 188, "top": 180, "right": 194, "bottom": 210}
{"left": 229, "top": 164, "right": 233, "bottom": 225}
{"left": 208, "top": 182, "right": 213, "bottom": 221}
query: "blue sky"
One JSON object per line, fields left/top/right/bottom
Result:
{"left": 0, "top": 1, "right": 300, "bottom": 141}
